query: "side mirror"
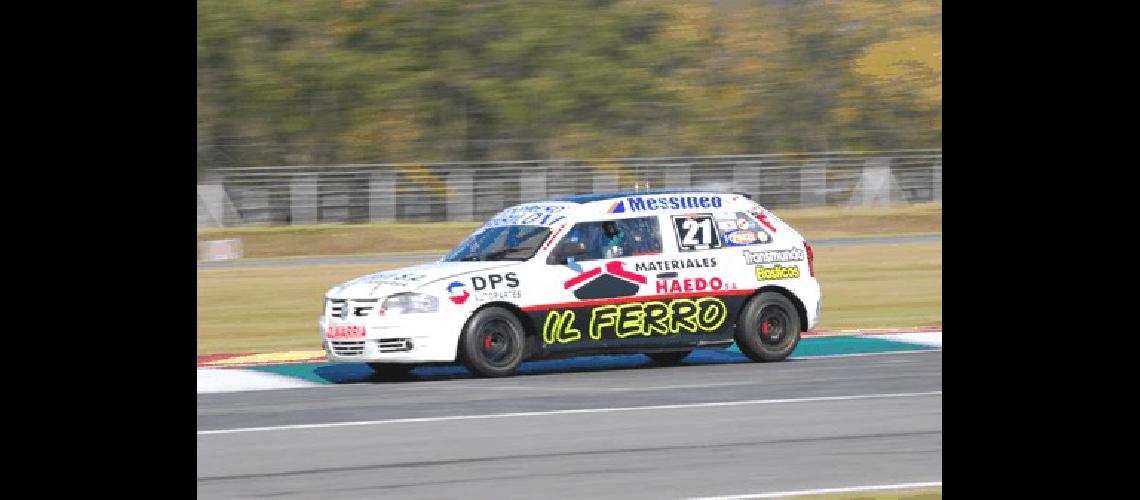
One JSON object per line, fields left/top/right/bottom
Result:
{"left": 550, "top": 240, "right": 586, "bottom": 264}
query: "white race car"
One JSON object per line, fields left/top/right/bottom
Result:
{"left": 320, "top": 190, "right": 821, "bottom": 377}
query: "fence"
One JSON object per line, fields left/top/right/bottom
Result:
{"left": 197, "top": 149, "right": 941, "bottom": 227}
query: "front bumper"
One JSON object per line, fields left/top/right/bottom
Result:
{"left": 319, "top": 310, "right": 468, "bottom": 364}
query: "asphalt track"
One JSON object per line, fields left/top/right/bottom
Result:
{"left": 197, "top": 234, "right": 942, "bottom": 269}
{"left": 197, "top": 350, "right": 942, "bottom": 499}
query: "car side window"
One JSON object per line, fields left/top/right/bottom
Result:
{"left": 554, "top": 216, "right": 662, "bottom": 263}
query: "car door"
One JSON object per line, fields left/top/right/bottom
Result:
{"left": 528, "top": 214, "right": 674, "bottom": 353}
{"left": 645, "top": 211, "right": 751, "bottom": 345}
{"left": 532, "top": 213, "right": 741, "bottom": 354}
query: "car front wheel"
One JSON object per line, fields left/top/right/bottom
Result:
{"left": 734, "top": 292, "right": 801, "bottom": 362}
{"left": 459, "top": 307, "right": 527, "bottom": 377}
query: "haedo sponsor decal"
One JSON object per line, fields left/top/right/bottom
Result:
{"left": 654, "top": 277, "right": 737, "bottom": 294}
{"left": 542, "top": 297, "right": 728, "bottom": 344}
{"left": 743, "top": 247, "right": 805, "bottom": 265}
{"left": 755, "top": 264, "right": 800, "bottom": 281}
{"left": 484, "top": 204, "right": 568, "bottom": 227}
{"left": 609, "top": 195, "right": 724, "bottom": 213}
{"left": 446, "top": 281, "right": 470, "bottom": 305}
{"left": 634, "top": 257, "right": 717, "bottom": 272}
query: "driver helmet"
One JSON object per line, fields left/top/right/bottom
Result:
{"left": 603, "top": 221, "right": 621, "bottom": 240}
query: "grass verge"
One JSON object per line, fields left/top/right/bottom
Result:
{"left": 197, "top": 203, "right": 941, "bottom": 261}
{"left": 197, "top": 242, "right": 941, "bottom": 356}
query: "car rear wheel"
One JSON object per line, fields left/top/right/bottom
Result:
{"left": 459, "top": 307, "right": 526, "bottom": 377}
{"left": 646, "top": 350, "right": 692, "bottom": 365}
{"left": 735, "top": 292, "right": 801, "bottom": 362}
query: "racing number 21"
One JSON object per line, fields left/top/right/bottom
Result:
{"left": 674, "top": 215, "right": 720, "bottom": 251}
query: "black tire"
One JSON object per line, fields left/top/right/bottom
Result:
{"left": 646, "top": 350, "right": 692, "bottom": 365}
{"left": 366, "top": 363, "right": 415, "bottom": 378}
{"left": 458, "top": 307, "right": 527, "bottom": 377}
{"left": 734, "top": 292, "right": 802, "bottom": 362}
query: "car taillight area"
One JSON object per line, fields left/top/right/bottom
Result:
{"left": 804, "top": 242, "right": 815, "bottom": 277}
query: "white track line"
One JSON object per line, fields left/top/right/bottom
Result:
{"left": 197, "top": 390, "right": 941, "bottom": 436}
{"left": 687, "top": 481, "right": 942, "bottom": 499}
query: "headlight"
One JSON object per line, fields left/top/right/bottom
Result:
{"left": 382, "top": 293, "right": 438, "bottom": 315}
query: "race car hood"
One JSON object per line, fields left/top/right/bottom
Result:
{"left": 326, "top": 260, "right": 519, "bottom": 299}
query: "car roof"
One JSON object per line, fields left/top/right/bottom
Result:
{"left": 545, "top": 189, "right": 752, "bottom": 204}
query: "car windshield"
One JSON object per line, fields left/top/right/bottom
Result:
{"left": 442, "top": 225, "right": 551, "bottom": 262}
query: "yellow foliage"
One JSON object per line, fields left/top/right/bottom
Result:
{"left": 341, "top": 111, "right": 425, "bottom": 161}
{"left": 590, "top": 161, "right": 638, "bottom": 187}
{"left": 661, "top": 2, "right": 717, "bottom": 44}
{"left": 392, "top": 163, "right": 452, "bottom": 197}
{"left": 856, "top": 32, "right": 941, "bottom": 103}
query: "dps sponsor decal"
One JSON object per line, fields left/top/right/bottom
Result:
{"left": 542, "top": 297, "right": 728, "bottom": 345}
{"left": 475, "top": 289, "right": 522, "bottom": 301}
{"left": 446, "top": 281, "right": 470, "bottom": 305}
{"left": 743, "top": 247, "right": 805, "bottom": 265}
{"left": 755, "top": 264, "right": 800, "bottom": 281}
{"left": 608, "top": 195, "right": 724, "bottom": 214}
{"left": 654, "top": 277, "right": 737, "bottom": 294}
{"left": 471, "top": 273, "right": 519, "bottom": 290}
{"left": 470, "top": 272, "right": 521, "bottom": 302}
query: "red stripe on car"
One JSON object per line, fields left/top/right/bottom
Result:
{"left": 543, "top": 224, "right": 566, "bottom": 250}
{"left": 605, "top": 261, "right": 647, "bottom": 284}
{"left": 522, "top": 288, "right": 756, "bottom": 312}
{"left": 562, "top": 267, "right": 602, "bottom": 289}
